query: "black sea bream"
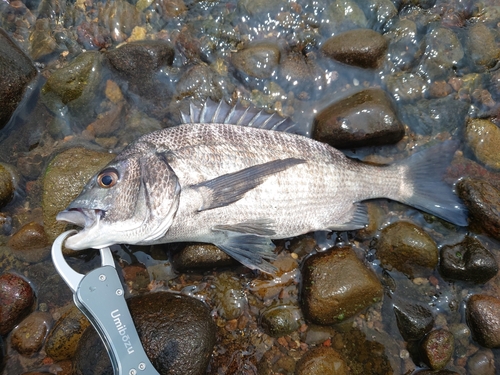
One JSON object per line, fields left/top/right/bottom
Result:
{"left": 57, "top": 101, "right": 468, "bottom": 273}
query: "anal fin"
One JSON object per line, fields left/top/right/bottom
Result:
{"left": 327, "top": 203, "right": 368, "bottom": 231}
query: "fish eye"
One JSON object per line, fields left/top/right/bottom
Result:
{"left": 97, "top": 168, "right": 119, "bottom": 188}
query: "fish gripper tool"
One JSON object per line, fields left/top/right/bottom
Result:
{"left": 52, "top": 230, "right": 160, "bottom": 375}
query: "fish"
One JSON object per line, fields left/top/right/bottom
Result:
{"left": 56, "top": 100, "right": 468, "bottom": 273}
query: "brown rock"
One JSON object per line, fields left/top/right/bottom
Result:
{"left": 300, "top": 246, "right": 383, "bottom": 325}
{"left": 465, "top": 118, "right": 500, "bottom": 170}
{"left": 376, "top": 221, "right": 438, "bottom": 278}
{"left": 420, "top": 329, "right": 455, "bottom": 370}
{"left": 457, "top": 179, "right": 500, "bottom": 240}
{"left": 45, "top": 305, "right": 90, "bottom": 361}
{"left": 11, "top": 311, "right": 53, "bottom": 356}
{"left": 0, "top": 273, "right": 36, "bottom": 335}
{"left": 295, "top": 346, "right": 349, "bottom": 375}
{"left": 321, "top": 29, "right": 388, "bottom": 69}
{"left": 313, "top": 88, "right": 404, "bottom": 148}
{"left": 8, "top": 222, "right": 50, "bottom": 263}
{"left": 466, "top": 294, "right": 500, "bottom": 348}
{"left": 232, "top": 43, "right": 281, "bottom": 79}
{"left": 171, "top": 243, "right": 236, "bottom": 271}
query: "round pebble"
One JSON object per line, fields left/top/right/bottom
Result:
{"left": 466, "top": 294, "right": 500, "bottom": 348}
{"left": 465, "top": 118, "right": 500, "bottom": 170}
{"left": 0, "top": 273, "right": 36, "bottom": 335}
{"left": 8, "top": 222, "right": 50, "bottom": 263}
{"left": 11, "top": 311, "right": 53, "bottom": 356}
{"left": 295, "top": 346, "right": 349, "bottom": 375}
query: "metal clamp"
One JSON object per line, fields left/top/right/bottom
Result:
{"left": 52, "top": 231, "right": 160, "bottom": 375}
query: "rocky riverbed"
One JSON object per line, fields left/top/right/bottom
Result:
{"left": 1, "top": 0, "right": 500, "bottom": 374}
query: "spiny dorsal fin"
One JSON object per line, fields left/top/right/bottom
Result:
{"left": 180, "top": 99, "right": 302, "bottom": 134}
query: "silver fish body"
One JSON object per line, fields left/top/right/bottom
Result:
{"left": 57, "top": 101, "right": 467, "bottom": 273}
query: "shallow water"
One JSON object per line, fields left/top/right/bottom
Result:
{"left": 1, "top": 0, "right": 500, "bottom": 374}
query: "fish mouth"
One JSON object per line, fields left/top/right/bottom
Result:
{"left": 56, "top": 208, "right": 105, "bottom": 228}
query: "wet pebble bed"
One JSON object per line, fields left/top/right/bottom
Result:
{"left": 1, "top": 0, "right": 500, "bottom": 374}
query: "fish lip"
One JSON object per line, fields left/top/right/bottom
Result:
{"left": 56, "top": 208, "right": 105, "bottom": 228}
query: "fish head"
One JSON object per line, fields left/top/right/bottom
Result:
{"left": 56, "top": 149, "right": 181, "bottom": 250}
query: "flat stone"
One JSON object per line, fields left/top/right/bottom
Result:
{"left": 313, "top": 88, "right": 404, "bottom": 148}
{"left": 465, "top": 118, "right": 500, "bottom": 170}
{"left": 321, "top": 29, "right": 388, "bottom": 69}
{"left": 466, "top": 294, "right": 500, "bottom": 348}
{"left": 300, "top": 246, "right": 383, "bottom": 325}
{"left": 295, "top": 346, "right": 349, "bottom": 375}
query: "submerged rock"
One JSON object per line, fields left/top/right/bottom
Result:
{"left": 231, "top": 42, "right": 280, "bottom": 79}
{"left": 42, "top": 147, "right": 115, "bottom": 242}
{"left": 439, "top": 236, "right": 498, "bottom": 284}
{"left": 44, "top": 305, "right": 90, "bottom": 361}
{"left": 321, "top": 29, "right": 388, "bottom": 69}
{"left": 0, "top": 27, "right": 38, "bottom": 129}
{"left": 465, "top": 118, "right": 500, "bottom": 170}
{"left": 312, "top": 88, "right": 404, "bottom": 148}
{"left": 0, "top": 164, "right": 15, "bottom": 208}
{"left": 467, "top": 349, "right": 496, "bottom": 375}
{"left": 464, "top": 22, "right": 499, "bottom": 69}
{"left": 171, "top": 243, "right": 235, "bottom": 271}
{"left": 11, "top": 311, "right": 52, "bottom": 356}
{"left": 376, "top": 222, "right": 438, "bottom": 278}
{"left": 260, "top": 303, "right": 304, "bottom": 337}
{"left": 466, "top": 294, "right": 500, "bottom": 348}
{"left": 393, "top": 299, "right": 434, "bottom": 342}
{"left": 420, "top": 329, "right": 454, "bottom": 370}
{"left": 8, "top": 222, "right": 50, "bottom": 263}
{"left": 300, "top": 246, "right": 383, "bottom": 325}
{"left": 0, "top": 273, "right": 36, "bottom": 335}
{"left": 457, "top": 179, "right": 500, "bottom": 241}
{"left": 73, "top": 292, "right": 216, "bottom": 375}
{"left": 295, "top": 346, "right": 349, "bottom": 375}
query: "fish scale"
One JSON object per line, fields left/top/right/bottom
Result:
{"left": 57, "top": 101, "right": 468, "bottom": 273}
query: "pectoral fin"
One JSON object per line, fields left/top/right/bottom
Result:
{"left": 327, "top": 203, "right": 368, "bottom": 231}
{"left": 214, "top": 230, "right": 277, "bottom": 274}
{"left": 192, "top": 158, "right": 305, "bottom": 211}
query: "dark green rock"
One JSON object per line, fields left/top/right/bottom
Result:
{"left": 439, "top": 236, "right": 498, "bottom": 284}
{"left": 313, "top": 88, "right": 404, "bottom": 148}
{"left": 73, "top": 292, "right": 216, "bottom": 375}
{"left": 260, "top": 304, "right": 303, "bottom": 337}
{"left": 393, "top": 299, "right": 434, "bottom": 342}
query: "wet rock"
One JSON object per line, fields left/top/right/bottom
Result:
{"left": 385, "top": 72, "right": 427, "bottom": 102}
{"left": 98, "top": 0, "right": 143, "bottom": 42}
{"left": 213, "top": 272, "right": 248, "bottom": 320}
{"left": 42, "top": 51, "right": 104, "bottom": 126}
{"left": 439, "top": 236, "right": 498, "bottom": 284}
{"left": 301, "top": 246, "right": 383, "bottom": 325}
{"left": 42, "top": 147, "right": 115, "bottom": 242}
{"left": 465, "top": 118, "right": 500, "bottom": 170}
{"left": 260, "top": 303, "right": 304, "bottom": 337}
{"left": 232, "top": 43, "right": 280, "bottom": 79}
{"left": 464, "top": 22, "right": 499, "bottom": 69}
{"left": 466, "top": 294, "right": 500, "bottom": 348}
{"left": 8, "top": 222, "right": 50, "bottom": 263}
{"left": 418, "top": 27, "right": 464, "bottom": 79}
{"left": 457, "top": 179, "right": 500, "bottom": 240}
{"left": 376, "top": 221, "right": 438, "bottom": 278}
{"left": 467, "top": 349, "right": 496, "bottom": 375}
{"left": 393, "top": 299, "right": 434, "bottom": 341}
{"left": 412, "top": 370, "right": 459, "bottom": 375}
{"left": 11, "top": 311, "right": 52, "bottom": 356}
{"left": 420, "top": 329, "right": 454, "bottom": 370}
{"left": 320, "top": 0, "right": 367, "bottom": 36}
{"left": 105, "top": 40, "right": 174, "bottom": 85}
{"left": 175, "top": 63, "right": 224, "bottom": 102}
{"left": 321, "top": 29, "right": 388, "bottom": 69}
{"left": 0, "top": 27, "right": 37, "bottom": 129}
{"left": 278, "top": 51, "right": 324, "bottom": 100}
{"left": 295, "top": 346, "right": 349, "bottom": 375}
{"left": 153, "top": 0, "right": 187, "bottom": 19}
{"left": 45, "top": 305, "right": 90, "bottom": 361}
{"left": 385, "top": 19, "right": 419, "bottom": 70}
{"left": 29, "top": 18, "right": 58, "bottom": 61}
{"left": 399, "top": 95, "right": 469, "bottom": 135}
{"left": 427, "top": 80, "right": 453, "bottom": 98}
{"left": 357, "top": 0, "right": 397, "bottom": 31}
{"left": 73, "top": 292, "right": 216, "bottom": 375}
{"left": 0, "top": 164, "right": 15, "bottom": 208}
{"left": 0, "top": 272, "right": 36, "bottom": 335}
{"left": 171, "top": 243, "right": 236, "bottom": 271}
{"left": 312, "top": 88, "right": 404, "bottom": 148}
{"left": 238, "top": 0, "right": 288, "bottom": 17}
{"left": 76, "top": 21, "right": 112, "bottom": 50}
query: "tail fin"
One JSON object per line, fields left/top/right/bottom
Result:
{"left": 395, "top": 141, "right": 468, "bottom": 226}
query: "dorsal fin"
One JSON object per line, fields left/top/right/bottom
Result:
{"left": 180, "top": 99, "right": 302, "bottom": 134}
